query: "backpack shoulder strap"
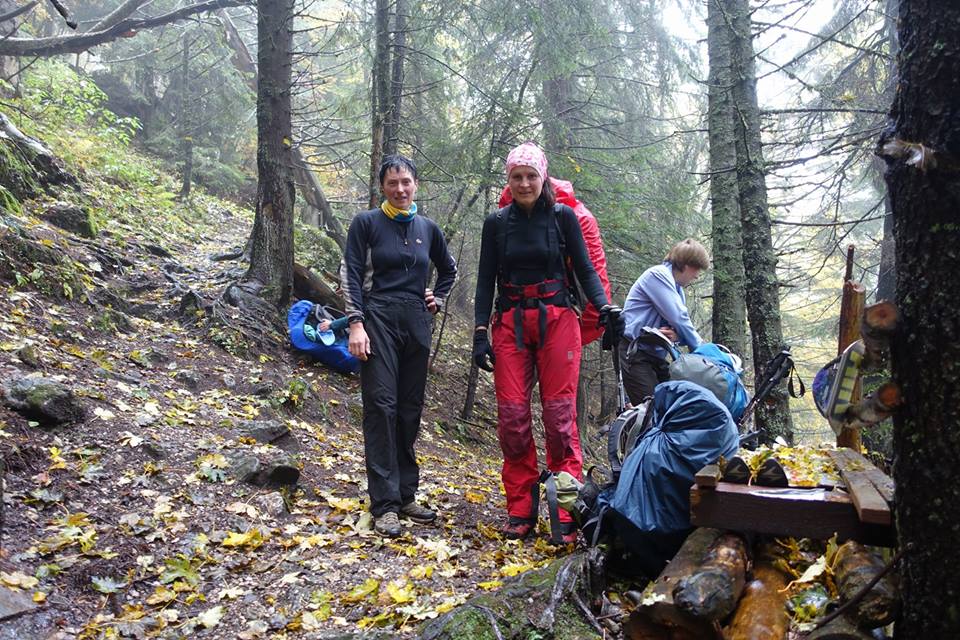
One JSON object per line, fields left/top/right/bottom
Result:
{"left": 495, "top": 205, "right": 511, "bottom": 282}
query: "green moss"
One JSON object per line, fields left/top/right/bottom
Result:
{"left": 0, "top": 140, "right": 41, "bottom": 201}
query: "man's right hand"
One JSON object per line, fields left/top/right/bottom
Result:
{"left": 348, "top": 322, "right": 371, "bottom": 361}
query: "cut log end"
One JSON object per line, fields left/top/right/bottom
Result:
{"left": 863, "top": 301, "right": 898, "bottom": 332}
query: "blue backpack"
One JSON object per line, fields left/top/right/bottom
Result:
{"left": 593, "top": 380, "right": 739, "bottom": 576}
{"left": 669, "top": 342, "right": 749, "bottom": 422}
{"left": 287, "top": 300, "right": 360, "bottom": 374}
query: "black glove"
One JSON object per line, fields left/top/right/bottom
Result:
{"left": 473, "top": 330, "right": 496, "bottom": 372}
{"left": 598, "top": 304, "right": 625, "bottom": 350}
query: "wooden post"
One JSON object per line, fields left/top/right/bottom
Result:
{"left": 837, "top": 245, "right": 865, "bottom": 449}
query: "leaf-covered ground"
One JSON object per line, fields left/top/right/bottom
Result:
{"left": 0, "top": 156, "right": 591, "bottom": 639}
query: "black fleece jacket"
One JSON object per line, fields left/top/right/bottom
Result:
{"left": 473, "top": 201, "right": 608, "bottom": 328}
{"left": 340, "top": 209, "right": 457, "bottom": 323}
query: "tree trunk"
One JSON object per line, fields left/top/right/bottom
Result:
{"left": 368, "top": 0, "right": 390, "bottom": 208}
{"left": 178, "top": 31, "right": 193, "bottom": 200}
{"left": 877, "top": 1, "right": 960, "bottom": 636}
{"left": 216, "top": 10, "right": 346, "bottom": 249}
{"left": 875, "top": 0, "right": 899, "bottom": 304}
{"left": 706, "top": 0, "right": 746, "bottom": 357}
{"left": 0, "top": 0, "right": 20, "bottom": 96}
{"left": 383, "top": 0, "right": 405, "bottom": 156}
{"left": 245, "top": 0, "right": 295, "bottom": 309}
{"left": 727, "top": 0, "right": 792, "bottom": 442}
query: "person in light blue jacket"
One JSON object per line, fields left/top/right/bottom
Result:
{"left": 620, "top": 239, "right": 710, "bottom": 405}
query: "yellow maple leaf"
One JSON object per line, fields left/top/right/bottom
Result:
{"left": 341, "top": 578, "right": 379, "bottom": 603}
{"left": 464, "top": 490, "right": 486, "bottom": 504}
{"left": 221, "top": 529, "right": 264, "bottom": 550}
{"left": 386, "top": 580, "right": 416, "bottom": 604}
{"left": 477, "top": 580, "right": 502, "bottom": 590}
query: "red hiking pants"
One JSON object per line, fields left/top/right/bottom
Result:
{"left": 492, "top": 304, "right": 583, "bottom": 522}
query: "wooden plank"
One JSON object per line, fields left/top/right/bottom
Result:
{"left": 694, "top": 464, "right": 720, "bottom": 488}
{"left": 826, "top": 449, "right": 892, "bottom": 526}
{"left": 689, "top": 483, "right": 896, "bottom": 547}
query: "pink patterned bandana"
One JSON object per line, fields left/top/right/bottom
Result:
{"left": 505, "top": 142, "right": 548, "bottom": 179}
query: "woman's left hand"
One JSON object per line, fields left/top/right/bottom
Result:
{"left": 425, "top": 288, "right": 439, "bottom": 314}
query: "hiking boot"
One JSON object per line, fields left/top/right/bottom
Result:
{"left": 756, "top": 457, "right": 789, "bottom": 487}
{"left": 501, "top": 517, "right": 535, "bottom": 540}
{"left": 556, "top": 522, "right": 579, "bottom": 545}
{"left": 400, "top": 501, "right": 437, "bottom": 524}
{"left": 374, "top": 512, "right": 401, "bottom": 537}
{"left": 722, "top": 456, "right": 751, "bottom": 484}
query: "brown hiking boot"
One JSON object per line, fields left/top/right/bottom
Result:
{"left": 374, "top": 512, "right": 401, "bottom": 537}
{"left": 399, "top": 501, "right": 436, "bottom": 524}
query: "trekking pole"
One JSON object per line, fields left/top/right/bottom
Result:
{"left": 610, "top": 332, "right": 628, "bottom": 415}
{"left": 738, "top": 348, "right": 795, "bottom": 446}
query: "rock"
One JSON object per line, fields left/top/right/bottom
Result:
{"left": 40, "top": 202, "right": 96, "bottom": 237}
{"left": 231, "top": 451, "right": 300, "bottom": 487}
{"left": 253, "top": 492, "right": 287, "bottom": 519}
{"left": 174, "top": 370, "right": 201, "bottom": 390}
{"left": 16, "top": 345, "right": 39, "bottom": 368}
{"left": 144, "top": 243, "right": 173, "bottom": 258}
{"left": 2, "top": 376, "right": 84, "bottom": 425}
{"left": 240, "top": 420, "right": 290, "bottom": 445}
{"left": 0, "top": 585, "right": 37, "bottom": 621}
{"left": 222, "top": 374, "right": 236, "bottom": 388}
{"left": 94, "top": 367, "right": 143, "bottom": 385}
{"left": 141, "top": 439, "right": 167, "bottom": 459}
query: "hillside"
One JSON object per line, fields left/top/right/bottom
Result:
{"left": 0, "top": 104, "right": 603, "bottom": 639}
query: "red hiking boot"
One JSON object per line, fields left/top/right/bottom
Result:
{"left": 501, "top": 517, "right": 536, "bottom": 540}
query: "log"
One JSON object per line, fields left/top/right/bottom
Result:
{"left": 634, "top": 528, "right": 722, "bottom": 636}
{"left": 860, "top": 301, "right": 897, "bottom": 371}
{"left": 825, "top": 449, "right": 892, "bottom": 526}
{"left": 806, "top": 613, "right": 874, "bottom": 640}
{"left": 833, "top": 541, "right": 899, "bottom": 629}
{"left": 292, "top": 263, "right": 342, "bottom": 309}
{"left": 672, "top": 533, "right": 749, "bottom": 621}
{"left": 842, "top": 381, "right": 902, "bottom": 431}
{"left": 836, "top": 249, "right": 866, "bottom": 450}
{"left": 722, "top": 561, "right": 789, "bottom": 640}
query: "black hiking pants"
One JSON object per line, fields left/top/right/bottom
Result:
{"left": 360, "top": 296, "right": 433, "bottom": 517}
{"left": 619, "top": 337, "right": 670, "bottom": 406}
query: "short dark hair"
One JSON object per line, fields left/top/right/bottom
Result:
{"left": 379, "top": 154, "right": 418, "bottom": 184}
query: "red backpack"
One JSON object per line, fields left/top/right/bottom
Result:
{"left": 498, "top": 177, "right": 612, "bottom": 346}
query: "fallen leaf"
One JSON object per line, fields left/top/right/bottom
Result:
{"left": 1, "top": 571, "right": 39, "bottom": 590}
{"left": 341, "top": 578, "right": 379, "bottom": 603}
{"left": 196, "top": 605, "right": 223, "bottom": 629}
{"left": 222, "top": 529, "right": 264, "bottom": 550}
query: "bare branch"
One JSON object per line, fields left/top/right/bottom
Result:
{"left": 0, "top": 1, "right": 39, "bottom": 25}
{"left": 0, "top": 0, "right": 251, "bottom": 57}
{"left": 46, "top": 0, "right": 77, "bottom": 29}
{"left": 91, "top": 0, "right": 150, "bottom": 32}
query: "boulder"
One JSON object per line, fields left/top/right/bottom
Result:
{"left": 231, "top": 451, "right": 300, "bottom": 487}
{"left": 2, "top": 376, "right": 84, "bottom": 425}
{"left": 40, "top": 202, "right": 96, "bottom": 237}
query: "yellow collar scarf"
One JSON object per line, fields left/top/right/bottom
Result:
{"left": 380, "top": 201, "right": 417, "bottom": 222}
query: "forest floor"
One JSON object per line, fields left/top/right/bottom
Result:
{"left": 0, "top": 148, "right": 623, "bottom": 639}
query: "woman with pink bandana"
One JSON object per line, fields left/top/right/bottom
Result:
{"left": 473, "top": 143, "right": 621, "bottom": 543}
